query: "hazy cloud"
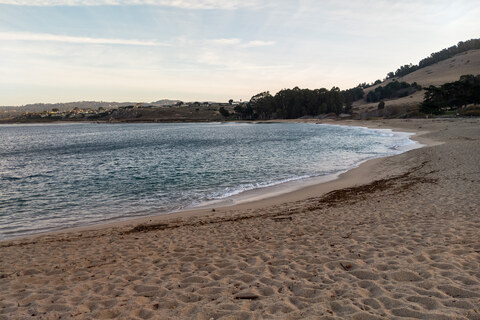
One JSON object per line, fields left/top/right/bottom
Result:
{"left": 2, "top": 0, "right": 479, "bottom": 105}
{"left": 207, "top": 38, "right": 275, "bottom": 48}
{"left": 242, "top": 40, "right": 275, "bottom": 48}
{"left": 0, "top": 32, "right": 168, "bottom": 46}
{"left": 208, "top": 38, "right": 242, "bottom": 46}
{"left": 0, "top": 0, "right": 269, "bottom": 9}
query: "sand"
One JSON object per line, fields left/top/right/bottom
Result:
{"left": 1, "top": 118, "right": 480, "bottom": 319}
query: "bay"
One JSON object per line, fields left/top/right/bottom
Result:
{"left": 0, "top": 122, "right": 418, "bottom": 239}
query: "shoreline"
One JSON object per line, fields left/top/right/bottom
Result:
{"left": 1, "top": 121, "right": 429, "bottom": 242}
{"left": 2, "top": 118, "right": 479, "bottom": 319}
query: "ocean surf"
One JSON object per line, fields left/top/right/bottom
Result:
{"left": 0, "top": 122, "right": 420, "bottom": 239}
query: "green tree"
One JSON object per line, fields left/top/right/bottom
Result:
{"left": 420, "top": 85, "right": 446, "bottom": 114}
{"left": 249, "top": 91, "right": 274, "bottom": 119}
{"left": 420, "top": 74, "right": 480, "bottom": 114}
{"left": 327, "top": 87, "right": 344, "bottom": 115}
{"left": 342, "top": 86, "right": 364, "bottom": 114}
{"left": 218, "top": 107, "right": 230, "bottom": 118}
{"left": 378, "top": 101, "right": 385, "bottom": 110}
{"left": 233, "top": 103, "right": 254, "bottom": 119}
{"left": 234, "top": 104, "right": 245, "bottom": 115}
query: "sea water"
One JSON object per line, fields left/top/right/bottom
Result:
{"left": 0, "top": 122, "right": 419, "bottom": 239}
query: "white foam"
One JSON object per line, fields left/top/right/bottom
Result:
{"left": 190, "top": 123, "right": 423, "bottom": 209}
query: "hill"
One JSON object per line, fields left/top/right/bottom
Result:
{"left": 0, "top": 100, "right": 182, "bottom": 119}
{"left": 353, "top": 49, "right": 480, "bottom": 117}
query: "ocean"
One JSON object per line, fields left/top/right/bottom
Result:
{"left": 0, "top": 122, "right": 419, "bottom": 239}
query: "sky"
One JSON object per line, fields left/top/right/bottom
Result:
{"left": 1, "top": 0, "right": 479, "bottom": 106}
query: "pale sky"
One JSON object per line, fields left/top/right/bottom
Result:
{"left": 1, "top": 0, "right": 479, "bottom": 106}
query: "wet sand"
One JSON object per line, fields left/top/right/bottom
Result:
{"left": 1, "top": 118, "right": 479, "bottom": 319}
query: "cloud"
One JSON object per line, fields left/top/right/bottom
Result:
{"left": 207, "top": 38, "right": 275, "bottom": 48}
{"left": 0, "top": 31, "right": 168, "bottom": 46}
{"left": 242, "top": 40, "right": 275, "bottom": 48}
{"left": 0, "top": 0, "right": 269, "bottom": 9}
{"left": 208, "top": 38, "right": 242, "bottom": 46}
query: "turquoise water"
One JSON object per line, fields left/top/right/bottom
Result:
{"left": 0, "top": 122, "right": 417, "bottom": 239}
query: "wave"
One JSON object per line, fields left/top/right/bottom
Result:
{"left": 0, "top": 122, "right": 422, "bottom": 240}
{"left": 205, "top": 174, "right": 314, "bottom": 201}
{"left": 1, "top": 173, "right": 53, "bottom": 181}
{"left": 193, "top": 125, "right": 420, "bottom": 208}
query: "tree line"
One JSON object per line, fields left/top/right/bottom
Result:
{"left": 420, "top": 74, "right": 480, "bottom": 114}
{"left": 219, "top": 39, "right": 480, "bottom": 120}
{"left": 366, "top": 81, "right": 421, "bottom": 103}
{"left": 386, "top": 38, "right": 480, "bottom": 79}
{"left": 226, "top": 86, "right": 365, "bottom": 120}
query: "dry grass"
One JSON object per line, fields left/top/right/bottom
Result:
{"left": 354, "top": 49, "right": 480, "bottom": 115}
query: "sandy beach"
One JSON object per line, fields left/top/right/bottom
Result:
{"left": 1, "top": 118, "right": 479, "bottom": 319}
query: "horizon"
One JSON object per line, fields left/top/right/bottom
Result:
{"left": 2, "top": 99, "right": 229, "bottom": 108}
{"left": 1, "top": 1, "right": 480, "bottom": 106}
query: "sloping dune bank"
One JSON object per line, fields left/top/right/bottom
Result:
{"left": 1, "top": 118, "right": 480, "bottom": 319}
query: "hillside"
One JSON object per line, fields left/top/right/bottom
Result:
{"left": 353, "top": 49, "right": 480, "bottom": 116}
{"left": 0, "top": 100, "right": 181, "bottom": 119}
{"left": 400, "top": 49, "right": 480, "bottom": 86}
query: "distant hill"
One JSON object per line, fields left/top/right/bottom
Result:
{"left": 384, "top": 38, "right": 480, "bottom": 79}
{"left": 151, "top": 99, "right": 182, "bottom": 106}
{"left": 390, "top": 49, "right": 480, "bottom": 87}
{"left": 0, "top": 99, "right": 182, "bottom": 119}
{"left": 353, "top": 48, "right": 480, "bottom": 116}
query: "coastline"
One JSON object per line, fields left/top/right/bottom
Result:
{"left": 116, "top": 119, "right": 435, "bottom": 220}
{"left": 1, "top": 118, "right": 479, "bottom": 319}
{"left": 1, "top": 120, "right": 425, "bottom": 241}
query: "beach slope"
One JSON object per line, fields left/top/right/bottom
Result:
{"left": 1, "top": 118, "right": 479, "bottom": 319}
